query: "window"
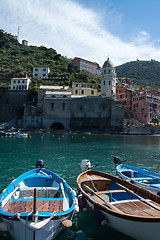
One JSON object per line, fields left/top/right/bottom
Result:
{"left": 13, "top": 80, "right": 16, "bottom": 83}
{"left": 109, "top": 69, "right": 110, "bottom": 73}
{"left": 43, "top": 69, "right": 46, "bottom": 71}
{"left": 104, "top": 70, "right": 106, "bottom": 74}
{"left": 22, "top": 80, "right": 25, "bottom": 83}
{"left": 35, "top": 69, "right": 38, "bottom": 71}
{"left": 35, "top": 74, "right": 38, "bottom": 76}
{"left": 51, "top": 103, "right": 54, "bottom": 111}
{"left": 91, "top": 90, "right": 94, "bottom": 95}
{"left": 62, "top": 103, "right": 65, "bottom": 111}
{"left": 43, "top": 74, "right": 46, "bottom": 76}
{"left": 76, "top": 84, "right": 78, "bottom": 87}
{"left": 75, "top": 90, "right": 78, "bottom": 94}
{"left": 109, "top": 81, "right": 111, "bottom": 85}
{"left": 81, "top": 90, "right": 84, "bottom": 94}
{"left": 18, "top": 80, "right": 20, "bottom": 83}
{"left": 103, "top": 81, "right": 105, "bottom": 85}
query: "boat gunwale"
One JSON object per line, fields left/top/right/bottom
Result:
{"left": 0, "top": 168, "right": 76, "bottom": 218}
{"left": 77, "top": 169, "right": 160, "bottom": 222}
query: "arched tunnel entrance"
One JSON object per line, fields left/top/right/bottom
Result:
{"left": 50, "top": 122, "right": 64, "bottom": 130}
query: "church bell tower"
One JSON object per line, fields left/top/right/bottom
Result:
{"left": 101, "top": 57, "right": 116, "bottom": 99}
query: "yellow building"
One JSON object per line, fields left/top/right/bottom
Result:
{"left": 72, "top": 82, "right": 99, "bottom": 96}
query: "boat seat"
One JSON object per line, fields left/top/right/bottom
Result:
{"left": 82, "top": 179, "right": 112, "bottom": 192}
{"left": 150, "top": 184, "right": 160, "bottom": 187}
{"left": 3, "top": 199, "right": 64, "bottom": 214}
{"left": 132, "top": 177, "right": 154, "bottom": 181}
{"left": 97, "top": 190, "right": 126, "bottom": 195}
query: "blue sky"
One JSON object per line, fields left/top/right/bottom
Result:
{"left": 0, "top": 0, "right": 160, "bottom": 66}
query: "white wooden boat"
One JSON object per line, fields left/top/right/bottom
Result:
{"left": 77, "top": 163, "right": 160, "bottom": 240}
{"left": 114, "top": 156, "right": 160, "bottom": 195}
{"left": 0, "top": 160, "right": 78, "bottom": 240}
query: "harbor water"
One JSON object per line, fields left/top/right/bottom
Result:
{"left": 1, "top": 132, "right": 160, "bottom": 240}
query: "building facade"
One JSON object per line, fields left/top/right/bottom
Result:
{"left": 116, "top": 85, "right": 133, "bottom": 113}
{"left": 72, "top": 82, "right": 100, "bottom": 96}
{"left": 71, "top": 57, "right": 101, "bottom": 75}
{"left": 37, "top": 85, "right": 71, "bottom": 109}
{"left": 33, "top": 67, "right": 50, "bottom": 78}
{"left": 101, "top": 58, "right": 117, "bottom": 98}
{"left": 43, "top": 93, "right": 124, "bottom": 132}
{"left": 10, "top": 77, "right": 31, "bottom": 91}
{"left": 132, "top": 93, "right": 160, "bottom": 124}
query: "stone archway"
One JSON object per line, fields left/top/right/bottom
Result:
{"left": 50, "top": 122, "right": 64, "bottom": 130}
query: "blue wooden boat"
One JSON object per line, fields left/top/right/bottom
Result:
{"left": 0, "top": 160, "right": 78, "bottom": 240}
{"left": 0, "top": 131, "right": 28, "bottom": 138}
{"left": 114, "top": 156, "right": 160, "bottom": 195}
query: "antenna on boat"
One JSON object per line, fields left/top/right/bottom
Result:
{"left": 81, "top": 159, "right": 99, "bottom": 172}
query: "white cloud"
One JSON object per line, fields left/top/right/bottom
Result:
{"left": 135, "top": 31, "right": 150, "bottom": 45}
{"left": 1, "top": 0, "right": 160, "bottom": 66}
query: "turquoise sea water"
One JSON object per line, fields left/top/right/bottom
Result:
{"left": 1, "top": 133, "right": 160, "bottom": 239}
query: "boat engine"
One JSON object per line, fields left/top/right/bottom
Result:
{"left": 35, "top": 159, "right": 44, "bottom": 168}
{"left": 81, "top": 159, "right": 91, "bottom": 171}
{"left": 114, "top": 156, "right": 125, "bottom": 165}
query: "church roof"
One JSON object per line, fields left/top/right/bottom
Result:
{"left": 102, "top": 57, "right": 114, "bottom": 68}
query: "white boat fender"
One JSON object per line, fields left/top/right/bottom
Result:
{"left": 78, "top": 195, "right": 88, "bottom": 212}
{"left": 73, "top": 198, "right": 79, "bottom": 213}
{"left": 60, "top": 219, "right": 72, "bottom": 229}
{"left": 0, "top": 222, "right": 11, "bottom": 231}
{"left": 90, "top": 205, "right": 108, "bottom": 226}
{"left": 72, "top": 189, "right": 77, "bottom": 197}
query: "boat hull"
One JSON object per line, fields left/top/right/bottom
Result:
{"left": 77, "top": 169, "right": 160, "bottom": 240}
{"left": 116, "top": 163, "right": 160, "bottom": 194}
{"left": 3, "top": 217, "right": 64, "bottom": 240}
{"left": 87, "top": 200, "right": 160, "bottom": 240}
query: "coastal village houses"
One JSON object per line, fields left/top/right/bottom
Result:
{"left": 42, "top": 58, "right": 124, "bottom": 132}
{"left": 8, "top": 56, "right": 160, "bottom": 130}
{"left": 116, "top": 78, "right": 160, "bottom": 124}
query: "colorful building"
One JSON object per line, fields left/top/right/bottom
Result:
{"left": 116, "top": 85, "right": 133, "bottom": 113}
{"left": 71, "top": 57, "right": 101, "bottom": 75}
{"left": 72, "top": 82, "right": 100, "bottom": 96}
{"left": 132, "top": 93, "right": 160, "bottom": 124}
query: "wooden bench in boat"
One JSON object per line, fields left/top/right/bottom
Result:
{"left": 2, "top": 199, "right": 63, "bottom": 214}
{"left": 96, "top": 190, "right": 126, "bottom": 195}
{"left": 112, "top": 200, "right": 160, "bottom": 217}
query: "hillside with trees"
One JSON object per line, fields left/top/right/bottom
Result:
{"left": 116, "top": 60, "right": 160, "bottom": 88}
{"left": 0, "top": 30, "right": 101, "bottom": 87}
{"left": 1, "top": 30, "right": 160, "bottom": 89}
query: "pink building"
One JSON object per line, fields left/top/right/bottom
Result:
{"left": 132, "top": 93, "right": 160, "bottom": 124}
